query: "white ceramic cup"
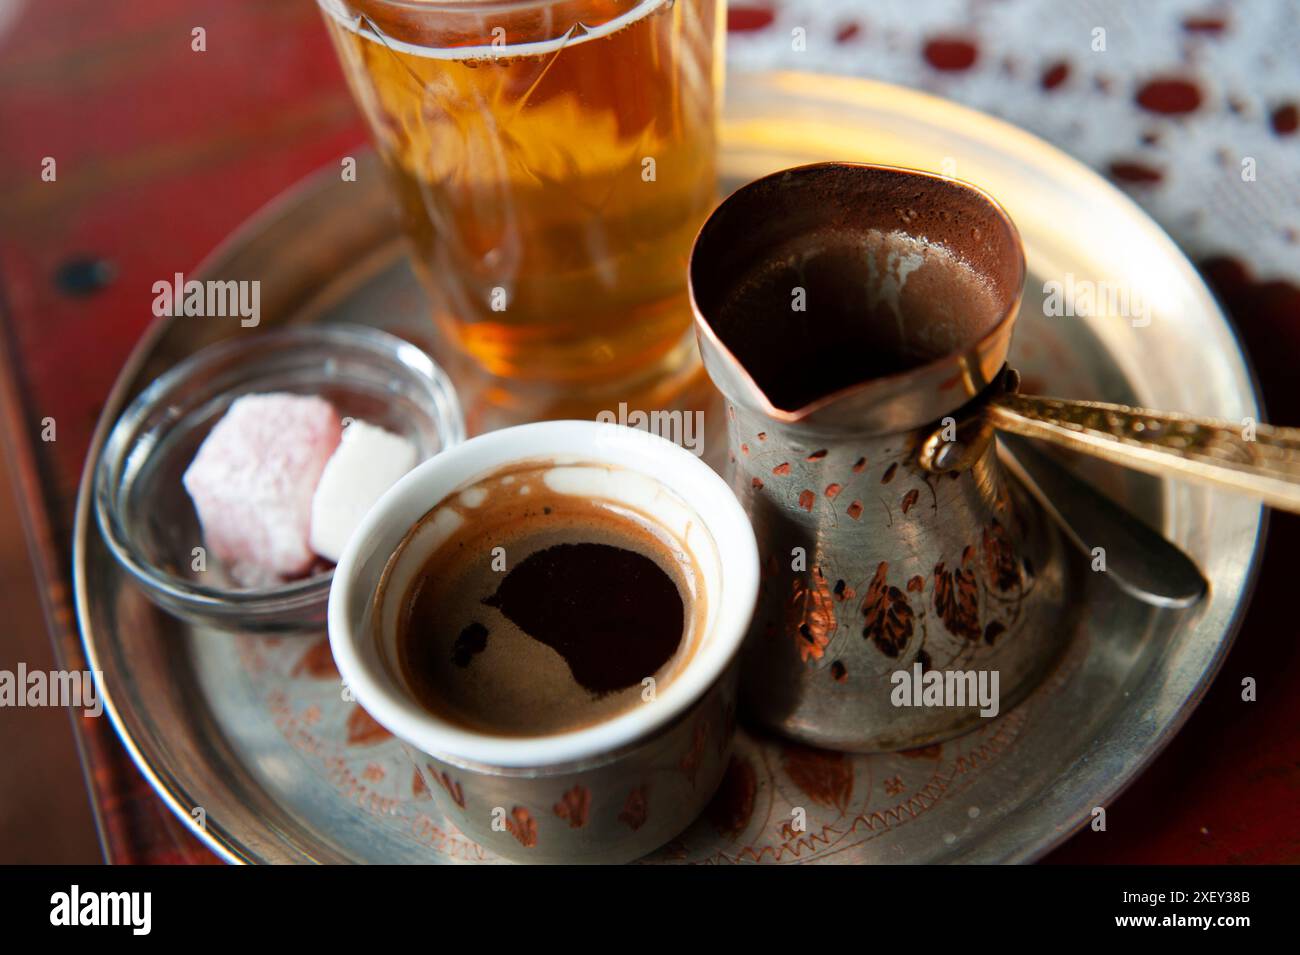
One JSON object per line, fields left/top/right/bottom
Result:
{"left": 328, "top": 420, "right": 759, "bottom": 862}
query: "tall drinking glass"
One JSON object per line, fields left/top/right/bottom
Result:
{"left": 319, "top": 0, "right": 725, "bottom": 389}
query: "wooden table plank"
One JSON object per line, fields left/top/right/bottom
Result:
{"left": 0, "top": 0, "right": 367, "bottom": 865}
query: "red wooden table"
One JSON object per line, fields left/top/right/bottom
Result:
{"left": 1, "top": 0, "right": 1295, "bottom": 864}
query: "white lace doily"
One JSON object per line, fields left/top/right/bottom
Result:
{"left": 726, "top": 0, "right": 1299, "bottom": 280}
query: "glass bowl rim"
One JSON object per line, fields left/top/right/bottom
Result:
{"left": 93, "top": 324, "right": 465, "bottom": 613}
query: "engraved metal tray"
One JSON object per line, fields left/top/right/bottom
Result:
{"left": 73, "top": 73, "right": 1263, "bottom": 864}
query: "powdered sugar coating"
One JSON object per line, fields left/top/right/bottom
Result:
{"left": 183, "top": 393, "right": 341, "bottom": 585}
{"left": 310, "top": 420, "right": 417, "bottom": 563}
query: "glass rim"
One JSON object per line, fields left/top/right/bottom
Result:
{"left": 326, "top": 0, "right": 665, "bottom": 14}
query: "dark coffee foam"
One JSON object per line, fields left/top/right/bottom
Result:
{"left": 483, "top": 541, "right": 683, "bottom": 694}
{"left": 391, "top": 462, "right": 704, "bottom": 737}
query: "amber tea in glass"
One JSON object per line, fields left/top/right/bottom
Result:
{"left": 320, "top": 0, "right": 725, "bottom": 385}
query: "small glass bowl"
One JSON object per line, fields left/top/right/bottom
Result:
{"left": 94, "top": 325, "right": 465, "bottom": 633}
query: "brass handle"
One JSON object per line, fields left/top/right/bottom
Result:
{"left": 987, "top": 392, "right": 1300, "bottom": 513}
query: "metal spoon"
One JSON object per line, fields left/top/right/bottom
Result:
{"left": 997, "top": 433, "right": 1208, "bottom": 609}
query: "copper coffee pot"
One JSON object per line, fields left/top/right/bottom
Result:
{"left": 688, "top": 162, "right": 1300, "bottom": 752}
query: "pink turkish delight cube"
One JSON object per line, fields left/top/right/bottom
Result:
{"left": 183, "top": 393, "right": 341, "bottom": 585}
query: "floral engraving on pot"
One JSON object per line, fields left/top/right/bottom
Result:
{"left": 982, "top": 519, "right": 1022, "bottom": 593}
{"left": 832, "top": 577, "right": 856, "bottom": 602}
{"left": 933, "top": 546, "right": 981, "bottom": 641}
{"left": 860, "top": 562, "right": 915, "bottom": 658}
{"left": 788, "top": 566, "right": 835, "bottom": 662}
{"left": 553, "top": 785, "right": 590, "bottom": 829}
{"left": 725, "top": 394, "right": 1064, "bottom": 753}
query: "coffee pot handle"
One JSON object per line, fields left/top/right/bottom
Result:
{"left": 984, "top": 391, "right": 1300, "bottom": 514}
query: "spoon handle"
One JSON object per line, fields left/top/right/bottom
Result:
{"left": 988, "top": 392, "right": 1300, "bottom": 513}
{"left": 997, "top": 434, "right": 1207, "bottom": 608}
